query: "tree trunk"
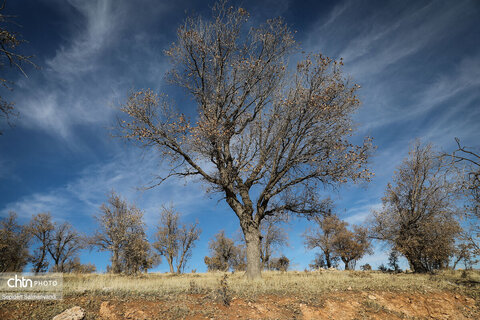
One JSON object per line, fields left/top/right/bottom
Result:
{"left": 325, "top": 251, "right": 332, "bottom": 268}
{"left": 343, "top": 258, "right": 350, "bottom": 270}
{"left": 112, "top": 249, "right": 120, "bottom": 273}
{"left": 405, "top": 255, "right": 428, "bottom": 273}
{"left": 35, "top": 248, "right": 47, "bottom": 273}
{"left": 167, "top": 256, "right": 174, "bottom": 273}
{"left": 244, "top": 226, "right": 262, "bottom": 280}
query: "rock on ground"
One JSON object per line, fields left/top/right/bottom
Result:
{"left": 52, "top": 306, "right": 85, "bottom": 320}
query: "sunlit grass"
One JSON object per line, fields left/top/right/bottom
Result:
{"left": 62, "top": 269, "right": 480, "bottom": 298}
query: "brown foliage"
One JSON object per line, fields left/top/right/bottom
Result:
{"left": 304, "top": 207, "right": 343, "bottom": 268}
{"left": 118, "top": 0, "right": 373, "bottom": 279}
{"left": 204, "top": 230, "right": 245, "bottom": 272}
{"left": 371, "top": 142, "right": 461, "bottom": 272}
{"left": 332, "top": 225, "right": 371, "bottom": 270}
{"left": 63, "top": 257, "right": 96, "bottom": 273}
{"left": 270, "top": 255, "right": 289, "bottom": 271}
{"left": 0, "top": 212, "right": 30, "bottom": 272}
{"left": 92, "top": 191, "right": 156, "bottom": 274}
{"left": 305, "top": 209, "right": 371, "bottom": 270}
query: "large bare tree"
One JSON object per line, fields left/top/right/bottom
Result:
{"left": 118, "top": 1, "right": 372, "bottom": 279}
{"left": 371, "top": 142, "right": 461, "bottom": 272}
{"left": 153, "top": 205, "right": 201, "bottom": 273}
{"left": 0, "top": 2, "right": 36, "bottom": 133}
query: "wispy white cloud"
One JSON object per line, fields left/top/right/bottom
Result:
{"left": 343, "top": 202, "right": 382, "bottom": 225}
{"left": 356, "top": 51, "right": 480, "bottom": 133}
{"left": 12, "top": 0, "right": 172, "bottom": 143}
{"left": 46, "top": 0, "right": 120, "bottom": 77}
{"left": 0, "top": 147, "right": 216, "bottom": 228}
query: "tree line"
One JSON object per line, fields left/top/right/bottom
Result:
{"left": 1, "top": 139, "right": 478, "bottom": 274}
{"left": 1, "top": 192, "right": 200, "bottom": 274}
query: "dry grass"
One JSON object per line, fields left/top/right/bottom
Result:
{"left": 62, "top": 269, "right": 480, "bottom": 299}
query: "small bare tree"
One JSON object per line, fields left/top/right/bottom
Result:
{"left": 122, "top": 231, "right": 159, "bottom": 274}
{"left": 331, "top": 224, "right": 371, "bottom": 270}
{"left": 204, "top": 230, "right": 244, "bottom": 272}
{"left": 153, "top": 205, "right": 201, "bottom": 273}
{"left": 118, "top": 0, "right": 373, "bottom": 279}
{"left": 0, "top": 212, "right": 31, "bottom": 272}
{"left": 270, "top": 255, "right": 289, "bottom": 271}
{"left": 260, "top": 217, "right": 287, "bottom": 270}
{"left": 47, "top": 222, "right": 84, "bottom": 272}
{"left": 92, "top": 191, "right": 149, "bottom": 274}
{"left": 304, "top": 207, "right": 344, "bottom": 268}
{"left": 63, "top": 257, "right": 96, "bottom": 273}
{"left": 0, "top": 2, "right": 37, "bottom": 133}
{"left": 371, "top": 142, "right": 461, "bottom": 272}
{"left": 305, "top": 208, "right": 371, "bottom": 270}
{"left": 28, "top": 213, "right": 54, "bottom": 273}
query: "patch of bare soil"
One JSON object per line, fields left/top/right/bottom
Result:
{"left": 0, "top": 291, "right": 478, "bottom": 319}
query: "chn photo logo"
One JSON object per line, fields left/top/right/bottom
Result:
{"left": 7, "top": 275, "right": 33, "bottom": 288}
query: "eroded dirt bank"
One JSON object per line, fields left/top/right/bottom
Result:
{"left": 1, "top": 291, "right": 478, "bottom": 319}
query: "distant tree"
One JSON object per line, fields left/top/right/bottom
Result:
{"left": 0, "top": 212, "right": 31, "bottom": 271}
{"left": 28, "top": 213, "right": 54, "bottom": 273}
{"left": 378, "top": 264, "right": 388, "bottom": 272}
{"left": 63, "top": 257, "right": 96, "bottom": 273}
{"left": 360, "top": 263, "right": 372, "bottom": 271}
{"left": 0, "top": 2, "right": 37, "bottom": 133}
{"left": 47, "top": 222, "right": 84, "bottom": 272}
{"left": 92, "top": 191, "right": 152, "bottom": 274}
{"left": 309, "top": 253, "right": 326, "bottom": 270}
{"left": 451, "top": 242, "right": 478, "bottom": 270}
{"left": 117, "top": 0, "right": 373, "bottom": 279}
{"left": 371, "top": 142, "right": 461, "bottom": 272}
{"left": 304, "top": 207, "right": 370, "bottom": 270}
{"left": 122, "top": 230, "right": 159, "bottom": 274}
{"left": 153, "top": 205, "right": 201, "bottom": 273}
{"left": 270, "top": 255, "right": 289, "bottom": 271}
{"left": 388, "top": 249, "right": 401, "bottom": 273}
{"left": 260, "top": 217, "right": 287, "bottom": 270}
{"left": 204, "top": 230, "right": 244, "bottom": 272}
{"left": 332, "top": 224, "right": 371, "bottom": 270}
{"left": 304, "top": 207, "right": 343, "bottom": 268}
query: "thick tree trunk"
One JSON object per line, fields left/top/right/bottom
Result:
{"left": 112, "top": 249, "right": 120, "bottom": 273}
{"left": 325, "top": 251, "right": 332, "bottom": 268}
{"left": 405, "top": 255, "right": 428, "bottom": 273}
{"left": 167, "top": 256, "right": 174, "bottom": 273}
{"left": 244, "top": 227, "right": 262, "bottom": 280}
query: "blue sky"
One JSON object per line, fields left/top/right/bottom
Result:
{"left": 0, "top": 0, "right": 479, "bottom": 272}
